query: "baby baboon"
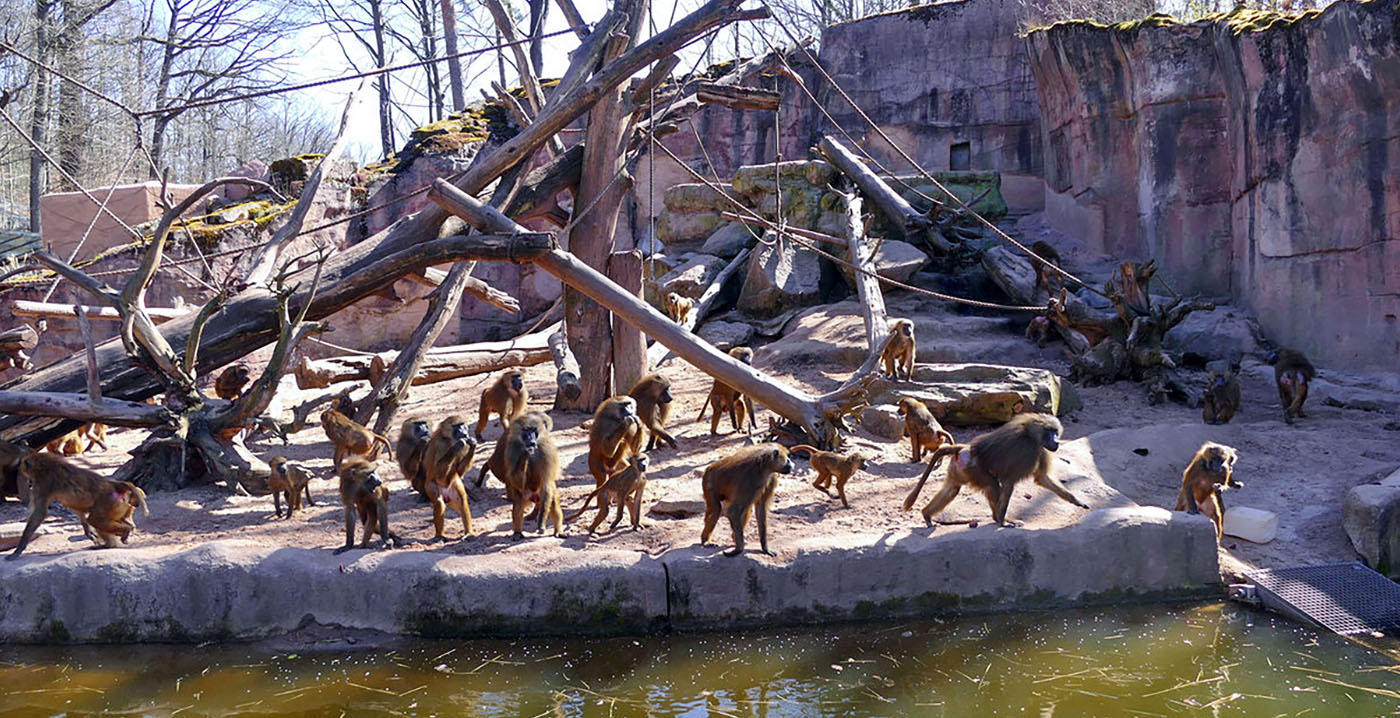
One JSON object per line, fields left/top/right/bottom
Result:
{"left": 1202, "top": 359, "right": 1242, "bottom": 425}
{"left": 882, "top": 319, "right": 916, "bottom": 380}
{"left": 584, "top": 396, "right": 644, "bottom": 488}
{"left": 423, "top": 415, "right": 477, "bottom": 540}
{"left": 1175, "top": 442, "right": 1240, "bottom": 539}
{"left": 475, "top": 368, "right": 529, "bottom": 440}
{"left": 629, "top": 373, "right": 677, "bottom": 451}
{"left": 897, "top": 397, "right": 954, "bottom": 463}
{"left": 487, "top": 412, "right": 561, "bottom": 539}
{"left": 696, "top": 346, "right": 757, "bottom": 435}
{"left": 334, "top": 456, "right": 400, "bottom": 553}
{"left": 664, "top": 291, "right": 695, "bottom": 325}
{"left": 700, "top": 443, "right": 794, "bottom": 557}
{"left": 1269, "top": 348, "right": 1316, "bottom": 424}
{"left": 396, "top": 417, "right": 432, "bottom": 497}
{"left": 790, "top": 445, "right": 868, "bottom": 509}
{"left": 267, "top": 455, "right": 314, "bottom": 518}
{"left": 320, "top": 409, "right": 392, "bottom": 470}
{"left": 214, "top": 364, "right": 252, "bottom": 401}
{"left": 902, "top": 413, "right": 1088, "bottom": 528}
{"left": 0, "top": 439, "right": 29, "bottom": 503}
{"left": 45, "top": 423, "right": 107, "bottom": 456}
{"left": 7, "top": 453, "right": 149, "bottom": 558}
{"left": 566, "top": 453, "right": 650, "bottom": 535}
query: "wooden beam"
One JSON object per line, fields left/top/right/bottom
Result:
{"left": 695, "top": 82, "right": 781, "bottom": 111}
{"left": 608, "top": 250, "right": 646, "bottom": 393}
{"left": 12, "top": 301, "right": 191, "bottom": 322}
{"left": 817, "top": 135, "right": 954, "bottom": 253}
{"left": 0, "top": 391, "right": 169, "bottom": 427}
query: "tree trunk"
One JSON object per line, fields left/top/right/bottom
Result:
{"left": 440, "top": 0, "right": 465, "bottom": 111}
{"left": 549, "top": 322, "right": 582, "bottom": 409}
{"left": 608, "top": 250, "right": 645, "bottom": 393}
{"left": 817, "top": 135, "right": 953, "bottom": 253}
{"left": 528, "top": 0, "right": 548, "bottom": 75}
{"left": 840, "top": 190, "right": 888, "bottom": 350}
{"left": 28, "top": 0, "right": 54, "bottom": 232}
{"left": 371, "top": 0, "right": 394, "bottom": 158}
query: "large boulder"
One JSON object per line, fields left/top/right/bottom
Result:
{"left": 860, "top": 404, "right": 905, "bottom": 440}
{"left": 1164, "top": 307, "right": 1260, "bottom": 363}
{"left": 697, "top": 320, "right": 754, "bottom": 349}
{"left": 841, "top": 239, "right": 928, "bottom": 287}
{"left": 700, "top": 222, "right": 757, "bottom": 258}
{"left": 657, "top": 254, "right": 726, "bottom": 298}
{"left": 1343, "top": 470, "right": 1400, "bottom": 577}
{"left": 737, "top": 235, "right": 826, "bottom": 318}
{"left": 867, "top": 363, "right": 1073, "bottom": 426}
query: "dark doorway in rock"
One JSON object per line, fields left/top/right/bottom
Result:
{"left": 949, "top": 141, "right": 971, "bottom": 171}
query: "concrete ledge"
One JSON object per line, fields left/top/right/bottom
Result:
{"left": 0, "top": 508, "right": 1221, "bottom": 643}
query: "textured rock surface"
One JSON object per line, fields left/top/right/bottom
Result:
{"left": 700, "top": 221, "right": 757, "bottom": 258}
{"left": 658, "top": 254, "right": 726, "bottom": 299}
{"left": 860, "top": 403, "right": 905, "bottom": 440}
{"left": 696, "top": 320, "right": 754, "bottom": 349}
{"left": 1343, "top": 484, "right": 1400, "bottom": 578}
{"left": 841, "top": 238, "right": 928, "bottom": 287}
{"left": 1028, "top": 3, "right": 1400, "bottom": 370}
{"left": 1164, "top": 306, "right": 1260, "bottom": 363}
{"left": 867, "top": 363, "right": 1072, "bottom": 425}
{"left": 737, "top": 239, "right": 827, "bottom": 318}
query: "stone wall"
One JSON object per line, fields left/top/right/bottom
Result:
{"left": 1028, "top": 3, "right": 1400, "bottom": 370}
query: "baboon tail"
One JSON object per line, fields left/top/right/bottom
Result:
{"left": 936, "top": 430, "right": 954, "bottom": 447}
{"left": 901, "top": 445, "right": 961, "bottom": 512}
{"left": 565, "top": 487, "right": 604, "bottom": 523}
{"left": 123, "top": 483, "right": 150, "bottom": 516}
{"left": 695, "top": 400, "right": 709, "bottom": 422}
{"left": 788, "top": 445, "right": 819, "bottom": 458}
{"left": 373, "top": 434, "right": 393, "bottom": 459}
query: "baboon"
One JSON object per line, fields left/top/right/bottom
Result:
{"left": 1030, "top": 240, "right": 1063, "bottom": 296}
{"left": 475, "top": 369, "right": 529, "bottom": 440}
{"left": 334, "top": 456, "right": 400, "bottom": 553}
{"left": 214, "top": 364, "right": 252, "bottom": 401}
{"left": 396, "top": 417, "right": 432, "bottom": 497}
{"left": 333, "top": 391, "right": 356, "bottom": 417}
{"left": 902, "top": 414, "right": 1088, "bottom": 528}
{"left": 566, "top": 453, "right": 650, "bottom": 535}
{"left": 1025, "top": 315, "right": 1053, "bottom": 347}
{"left": 0, "top": 439, "right": 29, "bottom": 503}
{"left": 897, "top": 397, "right": 955, "bottom": 463}
{"left": 790, "top": 445, "right": 868, "bottom": 509}
{"left": 696, "top": 346, "right": 757, "bottom": 435}
{"left": 486, "top": 412, "right": 562, "bottom": 539}
{"left": 1269, "top": 348, "right": 1316, "bottom": 424}
{"left": 882, "top": 319, "right": 916, "bottom": 380}
{"left": 700, "top": 443, "right": 794, "bottom": 557}
{"left": 1202, "top": 359, "right": 1242, "bottom": 425}
{"left": 7, "top": 453, "right": 149, "bottom": 558}
{"left": 664, "top": 291, "right": 695, "bottom": 325}
{"left": 629, "top": 373, "right": 678, "bottom": 451}
{"left": 45, "top": 423, "right": 107, "bottom": 456}
{"left": 423, "top": 416, "right": 477, "bottom": 540}
{"left": 1175, "top": 442, "right": 1240, "bottom": 539}
{"left": 583, "top": 396, "right": 644, "bottom": 488}
{"left": 320, "top": 409, "right": 392, "bottom": 470}
{"left": 267, "top": 456, "right": 314, "bottom": 518}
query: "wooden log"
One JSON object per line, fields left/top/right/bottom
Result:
{"left": 695, "top": 82, "right": 781, "bottom": 111}
{"left": 719, "top": 211, "right": 847, "bottom": 246}
{"left": 12, "top": 300, "right": 190, "bottom": 322}
{"left": 0, "top": 391, "right": 168, "bottom": 427}
{"left": 840, "top": 190, "right": 889, "bottom": 350}
{"left": 817, "top": 135, "right": 954, "bottom": 253}
{"left": 295, "top": 354, "right": 374, "bottom": 389}
{"left": 502, "top": 143, "right": 583, "bottom": 227}
{"left": 367, "top": 326, "right": 555, "bottom": 386}
{"left": 549, "top": 322, "right": 582, "bottom": 408}
{"left": 647, "top": 246, "right": 750, "bottom": 367}
{"left": 608, "top": 250, "right": 646, "bottom": 393}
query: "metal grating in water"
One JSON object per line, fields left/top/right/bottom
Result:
{"left": 1246, "top": 562, "right": 1400, "bottom": 636}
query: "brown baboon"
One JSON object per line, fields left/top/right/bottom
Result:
{"left": 902, "top": 413, "right": 1088, "bottom": 528}
{"left": 320, "top": 409, "right": 392, "bottom": 470}
{"left": 566, "top": 453, "right": 650, "bottom": 535}
{"left": 396, "top": 417, "right": 432, "bottom": 497}
{"left": 45, "top": 423, "right": 107, "bottom": 456}
{"left": 333, "top": 391, "right": 356, "bottom": 417}
{"left": 897, "top": 397, "right": 955, "bottom": 463}
{"left": 475, "top": 369, "right": 529, "bottom": 440}
{"left": 629, "top": 373, "right": 678, "bottom": 451}
{"left": 700, "top": 443, "right": 794, "bottom": 557}
{"left": 1030, "top": 240, "right": 1063, "bottom": 296}
{"left": 1202, "top": 359, "right": 1242, "bottom": 425}
{"left": 1025, "top": 315, "right": 1053, "bottom": 347}
{"left": 7, "top": 453, "right": 149, "bottom": 558}
{"left": 583, "top": 396, "right": 644, "bottom": 488}
{"left": 214, "top": 364, "right": 252, "bottom": 401}
{"left": 1175, "top": 442, "right": 1240, "bottom": 539}
{"left": 790, "top": 445, "right": 868, "bottom": 509}
{"left": 334, "top": 456, "right": 400, "bottom": 553}
{"left": 423, "top": 416, "right": 477, "bottom": 540}
{"left": 486, "top": 412, "right": 562, "bottom": 539}
{"left": 0, "top": 439, "right": 29, "bottom": 503}
{"left": 1269, "top": 348, "right": 1316, "bottom": 424}
{"left": 664, "top": 291, "right": 695, "bottom": 325}
{"left": 696, "top": 346, "right": 757, "bottom": 435}
{"left": 882, "top": 319, "right": 916, "bottom": 380}
{"left": 267, "top": 456, "right": 314, "bottom": 518}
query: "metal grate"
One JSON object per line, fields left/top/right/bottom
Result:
{"left": 1246, "top": 562, "right": 1400, "bottom": 636}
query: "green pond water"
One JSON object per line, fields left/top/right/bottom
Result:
{"left": 1, "top": 603, "right": 1398, "bottom": 717}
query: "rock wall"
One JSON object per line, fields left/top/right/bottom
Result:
{"left": 1028, "top": 3, "right": 1400, "bottom": 370}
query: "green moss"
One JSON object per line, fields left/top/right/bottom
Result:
{"left": 42, "top": 619, "right": 71, "bottom": 643}
{"left": 1028, "top": 5, "right": 1324, "bottom": 36}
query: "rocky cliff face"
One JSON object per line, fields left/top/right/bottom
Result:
{"left": 1028, "top": 3, "right": 1400, "bottom": 370}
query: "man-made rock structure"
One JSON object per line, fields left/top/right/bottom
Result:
{"left": 1027, "top": 2, "right": 1400, "bottom": 370}
{"left": 1343, "top": 467, "right": 1400, "bottom": 579}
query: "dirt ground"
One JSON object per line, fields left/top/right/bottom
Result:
{"left": 3, "top": 215, "right": 1398, "bottom": 581}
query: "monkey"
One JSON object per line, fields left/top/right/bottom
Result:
{"left": 664, "top": 291, "right": 695, "bottom": 325}
{"left": 483, "top": 412, "right": 562, "bottom": 539}
{"left": 629, "top": 373, "right": 678, "bottom": 451}
{"left": 396, "top": 417, "right": 432, "bottom": 497}
{"left": 45, "top": 423, "right": 107, "bottom": 456}
{"left": 1030, "top": 240, "right": 1064, "bottom": 296}
{"left": 423, "top": 415, "right": 478, "bottom": 540}
{"left": 695, "top": 346, "right": 758, "bottom": 435}
{"left": 1268, "top": 348, "right": 1316, "bottom": 424}
{"left": 700, "top": 443, "right": 794, "bottom": 557}
{"left": 7, "top": 453, "right": 149, "bottom": 558}
{"left": 1202, "top": 359, "right": 1242, "bottom": 425}
{"left": 1024, "top": 315, "right": 1053, "bottom": 347}
{"left": 582, "top": 395, "right": 645, "bottom": 489}
{"left": 0, "top": 439, "right": 29, "bottom": 503}
{"left": 214, "top": 364, "right": 252, "bottom": 401}
{"left": 789, "top": 445, "right": 868, "bottom": 509}
{"left": 897, "top": 397, "right": 955, "bottom": 463}
{"left": 320, "top": 409, "right": 392, "bottom": 470}
{"left": 333, "top": 391, "right": 356, "bottom": 417}
{"left": 902, "top": 413, "right": 1089, "bottom": 528}
{"left": 1174, "top": 442, "right": 1240, "bottom": 539}
{"left": 267, "top": 455, "right": 314, "bottom": 519}
{"left": 334, "top": 456, "right": 400, "bottom": 554}
{"left": 881, "top": 319, "right": 916, "bottom": 380}
{"left": 566, "top": 453, "right": 650, "bottom": 535}
{"left": 475, "top": 368, "right": 529, "bottom": 440}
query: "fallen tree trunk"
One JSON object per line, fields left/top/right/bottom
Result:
{"left": 13, "top": 301, "right": 190, "bottom": 322}
{"left": 840, "top": 190, "right": 888, "bottom": 350}
{"left": 367, "top": 324, "right": 555, "bottom": 387}
{"left": 0, "top": 392, "right": 170, "bottom": 426}
{"left": 549, "top": 322, "right": 582, "bottom": 408}
{"left": 695, "top": 82, "right": 781, "bottom": 110}
{"left": 817, "top": 135, "right": 954, "bottom": 253}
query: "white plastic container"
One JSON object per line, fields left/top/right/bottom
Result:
{"left": 1222, "top": 506, "right": 1279, "bottom": 544}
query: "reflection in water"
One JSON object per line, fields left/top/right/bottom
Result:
{"left": 1, "top": 603, "right": 1398, "bottom": 717}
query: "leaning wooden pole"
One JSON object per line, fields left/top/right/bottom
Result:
{"left": 817, "top": 135, "right": 953, "bottom": 253}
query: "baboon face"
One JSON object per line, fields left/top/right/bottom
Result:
{"left": 771, "top": 448, "right": 794, "bottom": 474}
{"left": 659, "top": 386, "right": 673, "bottom": 404}
{"left": 411, "top": 420, "right": 431, "bottom": 440}
{"left": 448, "top": 419, "right": 473, "bottom": 447}
{"left": 1201, "top": 444, "right": 1236, "bottom": 473}
{"left": 1210, "top": 371, "right": 1228, "bottom": 389}
{"left": 634, "top": 453, "right": 650, "bottom": 472}
{"left": 857, "top": 455, "right": 871, "bottom": 471}
{"left": 360, "top": 467, "right": 384, "bottom": 491}
{"left": 269, "top": 456, "right": 286, "bottom": 474}
{"left": 1033, "top": 417, "right": 1063, "bottom": 452}
{"left": 897, "top": 320, "right": 913, "bottom": 338}
{"left": 728, "top": 347, "right": 753, "bottom": 364}
{"left": 235, "top": 366, "right": 251, "bottom": 382}
{"left": 897, "top": 398, "right": 915, "bottom": 416}
{"left": 506, "top": 370, "right": 524, "bottom": 392}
